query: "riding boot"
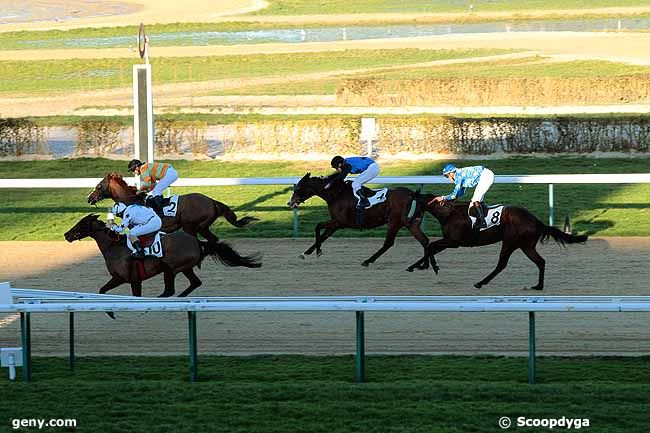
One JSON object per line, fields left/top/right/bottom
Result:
{"left": 130, "top": 240, "right": 146, "bottom": 259}
{"left": 153, "top": 195, "right": 164, "bottom": 215}
{"left": 354, "top": 189, "right": 370, "bottom": 209}
{"left": 473, "top": 203, "right": 488, "bottom": 229}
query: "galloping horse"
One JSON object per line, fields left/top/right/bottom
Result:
{"left": 87, "top": 172, "right": 257, "bottom": 245}
{"left": 407, "top": 193, "right": 588, "bottom": 290}
{"left": 286, "top": 173, "right": 428, "bottom": 267}
{"left": 64, "top": 214, "right": 261, "bottom": 298}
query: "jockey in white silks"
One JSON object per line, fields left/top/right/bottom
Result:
{"left": 111, "top": 202, "right": 162, "bottom": 258}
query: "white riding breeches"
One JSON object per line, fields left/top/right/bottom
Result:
{"left": 470, "top": 168, "right": 494, "bottom": 203}
{"left": 128, "top": 216, "right": 162, "bottom": 237}
{"left": 351, "top": 163, "right": 380, "bottom": 198}
{"left": 151, "top": 167, "right": 178, "bottom": 197}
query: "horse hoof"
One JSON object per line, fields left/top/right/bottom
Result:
{"left": 531, "top": 285, "right": 543, "bottom": 291}
{"left": 317, "top": 251, "right": 322, "bottom": 257}
{"left": 299, "top": 254, "right": 306, "bottom": 260}
{"left": 158, "top": 292, "right": 174, "bottom": 298}
{"left": 361, "top": 262, "right": 370, "bottom": 267}
{"left": 406, "top": 267, "right": 414, "bottom": 272}
{"left": 106, "top": 312, "right": 116, "bottom": 320}
{"left": 433, "top": 267, "right": 440, "bottom": 275}
{"left": 474, "top": 283, "right": 482, "bottom": 289}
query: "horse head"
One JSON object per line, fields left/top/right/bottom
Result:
{"left": 64, "top": 214, "right": 104, "bottom": 242}
{"left": 287, "top": 172, "right": 327, "bottom": 208}
{"left": 87, "top": 172, "right": 137, "bottom": 205}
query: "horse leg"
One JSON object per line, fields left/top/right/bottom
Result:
{"left": 362, "top": 222, "right": 400, "bottom": 267}
{"left": 474, "top": 243, "right": 518, "bottom": 289}
{"left": 406, "top": 238, "right": 452, "bottom": 274}
{"left": 178, "top": 269, "right": 203, "bottom": 297}
{"left": 302, "top": 221, "right": 337, "bottom": 258}
{"left": 158, "top": 265, "right": 176, "bottom": 298}
{"left": 521, "top": 245, "right": 546, "bottom": 291}
{"left": 99, "top": 276, "right": 125, "bottom": 294}
{"left": 405, "top": 224, "right": 429, "bottom": 271}
{"left": 426, "top": 238, "right": 455, "bottom": 274}
{"left": 130, "top": 280, "right": 142, "bottom": 297}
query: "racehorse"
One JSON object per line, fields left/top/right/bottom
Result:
{"left": 87, "top": 172, "right": 257, "bottom": 245}
{"left": 406, "top": 193, "right": 588, "bottom": 290}
{"left": 64, "top": 214, "right": 261, "bottom": 298}
{"left": 286, "top": 173, "right": 428, "bottom": 266}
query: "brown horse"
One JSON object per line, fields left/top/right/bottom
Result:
{"left": 87, "top": 172, "right": 257, "bottom": 245}
{"left": 64, "top": 214, "right": 261, "bottom": 298}
{"left": 286, "top": 173, "right": 428, "bottom": 267}
{"left": 406, "top": 193, "right": 588, "bottom": 290}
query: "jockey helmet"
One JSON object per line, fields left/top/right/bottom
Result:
{"left": 112, "top": 202, "right": 127, "bottom": 216}
{"left": 442, "top": 163, "right": 457, "bottom": 176}
{"left": 128, "top": 159, "right": 143, "bottom": 172}
{"left": 331, "top": 155, "right": 345, "bottom": 168}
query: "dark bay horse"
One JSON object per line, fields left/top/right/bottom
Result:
{"left": 64, "top": 214, "right": 261, "bottom": 298}
{"left": 286, "top": 173, "right": 428, "bottom": 266}
{"left": 87, "top": 172, "right": 257, "bottom": 245}
{"left": 407, "top": 194, "right": 588, "bottom": 290}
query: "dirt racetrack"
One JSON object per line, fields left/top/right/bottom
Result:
{"left": 1, "top": 237, "right": 649, "bottom": 357}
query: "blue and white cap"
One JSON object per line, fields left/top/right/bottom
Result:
{"left": 442, "top": 163, "right": 457, "bottom": 175}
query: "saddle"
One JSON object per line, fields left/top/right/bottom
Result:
{"left": 138, "top": 233, "right": 158, "bottom": 248}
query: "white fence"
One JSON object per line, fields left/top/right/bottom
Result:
{"left": 3, "top": 282, "right": 650, "bottom": 383}
{"left": 1, "top": 173, "right": 650, "bottom": 228}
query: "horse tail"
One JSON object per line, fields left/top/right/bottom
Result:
{"left": 200, "top": 240, "right": 262, "bottom": 268}
{"left": 214, "top": 200, "right": 258, "bottom": 228}
{"left": 540, "top": 224, "right": 588, "bottom": 247}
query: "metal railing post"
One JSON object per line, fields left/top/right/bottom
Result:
{"left": 188, "top": 311, "right": 198, "bottom": 382}
{"left": 20, "top": 312, "right": 32, "bottom": 382}
{"left": 69, "top": 312, "right": 75, "bottom": 371}
{"left": 528, "top": 311, "right": 536, "bottom": 385}
{"left": 355, "top": 311, "right": 366, "bottom": 383}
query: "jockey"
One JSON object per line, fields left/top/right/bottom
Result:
{"left": 127, "top": 159, "right": 178, "bottom": 212}
{"left": 328, "top": 155, "right": 380, "bottom": 208}
{"left": 432, "top": 163, "right": 495, "bottom": 229}
{"left": 110, "top": 202, "right": 162, "bottom": 259}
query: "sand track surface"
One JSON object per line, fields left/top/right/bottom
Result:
{"left": 1, "top": 237, "right": 649, "bottom": 356}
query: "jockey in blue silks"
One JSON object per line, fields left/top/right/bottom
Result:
{"left": 327, "top": 155, "right": 380, "bottom": 208}
{"left": 432, "top": 163, "right": 495, "bottom": 229}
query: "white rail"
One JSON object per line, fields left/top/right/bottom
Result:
{"left": 2, "top": 174, "right": 650, "bottom": 189}
{"left": 4, "top": 284, "right": 650, "bottom": 383}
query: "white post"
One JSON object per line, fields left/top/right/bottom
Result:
{"left": 0, "top": 282, "right": 12, "bottom": 305}
{"left": 360, "top": 117, "right": 376, "bottom": 157}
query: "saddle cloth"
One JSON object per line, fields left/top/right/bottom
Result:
{"left": 162, "top": 195, "right": 179, "bottom": 217}
{"left": 469, "top": 204, "right": 504, "bottom": 231}
{"left": 126, "top": 232, "right": 164, "bottom": 258}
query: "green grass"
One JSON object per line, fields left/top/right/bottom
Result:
{"left": 0, "top": 157, "right": 649, "bottom": 240}
{"left": 257, "top": 0, "right": 650, "bottom": 15}
{"left": 0, "top": 48, "right": 510, "bottom": 95}
{"left": 213, "top": 58, "right": 650, "bottom": 96}
{"left": 3, "top": 355, "right": 650, "bottom": 432}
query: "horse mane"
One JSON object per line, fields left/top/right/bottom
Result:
{"left": 107, "top": 172, "right": 137, "bottom": 193}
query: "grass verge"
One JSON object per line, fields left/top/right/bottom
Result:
{"left": 0, "top": 157, "right": 648, "bottom": 240}
{"left": 3, "top": 355, "right": 650, "bottom": 433}
{"left": 0, "top": 48, "right": 510, "bottom": 95}
{"left": 257, "top": 0, "right": 650, "bottom": 15}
